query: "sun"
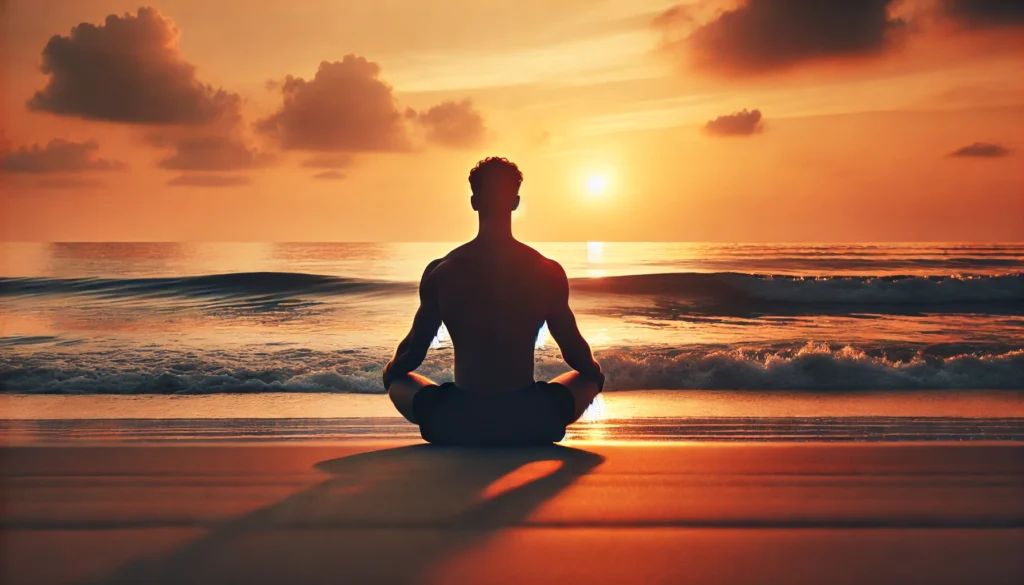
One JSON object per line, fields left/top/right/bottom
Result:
{"left": 585, "top": 175, "right": 609, "bottom": 196}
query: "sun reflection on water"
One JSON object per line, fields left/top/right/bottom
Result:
{"left": 585, "top": 241, "right": 607, "bottom": 278}
{"left": 564, "top": 394, "right": 610, "bottom": 443}
{"left": 580, "top": 393, "right": 606, "bottom": 422}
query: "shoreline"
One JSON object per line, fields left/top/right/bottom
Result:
{"left": 4, "top": 416, "right": 1024, "bottom": 445}
{"left": 3, "top": 389, "right": 1023, "bottom": 420}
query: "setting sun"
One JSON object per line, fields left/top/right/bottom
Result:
{"left": 586, "top": 175, "right": 609, "bottom": 196}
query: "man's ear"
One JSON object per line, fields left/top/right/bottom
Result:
{"left": 512, "top": 195, "right": 520, "bottom": 211}
{"left": 470, "top": 195, "right": 479, "bottom": 211}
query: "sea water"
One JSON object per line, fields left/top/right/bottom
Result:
{"left": 1, "top": 242, "right": 1022, "bottom": 395}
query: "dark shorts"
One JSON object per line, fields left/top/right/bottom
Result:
{"left": 412, "top": 381, "right": 576, "bottom": 446}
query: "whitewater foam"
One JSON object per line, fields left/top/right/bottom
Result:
{"left": 3, "top": 342, "right": 1022, "bottom": 394}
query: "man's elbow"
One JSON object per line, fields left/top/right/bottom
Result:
{"left": 566, "top": 352, "right": 601, "bottom": 377}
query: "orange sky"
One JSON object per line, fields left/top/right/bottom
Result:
{"left": 1, "top": 0, "right": 1022, "bottom": 241}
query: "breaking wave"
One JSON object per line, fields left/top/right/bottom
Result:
{"left": 3, "top": 343, "right": 1022, "bottom": 394}
{"left": 4, "top": 271, "right": 1022, "bottom": 309}
{"left": 0, "top": 272, "right": 413, "bottom": 299}
{"left": 572, "top": 272, "right": 1024, "bottom": 305}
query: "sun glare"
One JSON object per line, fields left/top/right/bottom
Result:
{"left": 585, "top": 175, "right": 609, "bottom": 196}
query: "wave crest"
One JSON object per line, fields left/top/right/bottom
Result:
{"left": 572, "top": 272, "right": 1024, "bottom": 305}
{"left": 4, "top": 343, "right": 1022, "bottom": 394}
{"left": 0, "top": 272, "right": 412, "bottom": 299}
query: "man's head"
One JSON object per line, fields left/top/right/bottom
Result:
{"left": 469, "top": 157, "right": 522, "bottom": 217}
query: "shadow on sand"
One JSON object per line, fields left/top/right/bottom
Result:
{"left": 100, "top": 444, "right": 604, "bottom": 584}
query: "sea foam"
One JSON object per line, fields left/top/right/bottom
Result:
{"left": 3, "top": 343, "right": 1021, "bottom": 394}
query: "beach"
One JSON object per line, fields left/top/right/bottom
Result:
{"left": 2, "top": 393, "right": 1023, "bottom": 584}
{"left": 4, "top": 439, "right": 1023, "bottom": 585}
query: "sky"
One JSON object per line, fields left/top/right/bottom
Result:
{"left": 1, "top": 0, "right": 1022, "bottom": 242}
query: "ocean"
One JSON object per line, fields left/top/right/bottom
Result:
{"left": 1, "top": 242, "right": 1023, "bottom": 396}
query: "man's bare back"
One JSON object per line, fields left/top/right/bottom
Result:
{"left": 382, "top": 157, "right": 603, "bottom": 443}
{"left": 426, "top": 239, "right": 600, "bottom": 392}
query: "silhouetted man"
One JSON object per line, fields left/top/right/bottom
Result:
{"left": 383, "top": 157, "right": 604, "bottom": 445}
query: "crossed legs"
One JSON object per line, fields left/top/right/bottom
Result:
{"left": 387, "top": 370, "right": 601, "bottom": 426}
{"left": 548, "top": 370, "right": 602, "bottom": 423}
{"left": 387, "top": 372, "right": 435, "bottom": 424}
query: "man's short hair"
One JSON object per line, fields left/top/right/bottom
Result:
{"left": 468, "top": 157, "right": 523, "bottom": 195}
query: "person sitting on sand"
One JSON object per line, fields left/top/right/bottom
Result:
{"left": 382, "top": 156, "right": 605, "bottom": 445}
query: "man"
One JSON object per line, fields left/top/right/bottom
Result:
{"left": 382, "top": 156, "right": 605, "bottom": 445}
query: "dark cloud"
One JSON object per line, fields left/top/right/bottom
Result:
{"left": 943, "top": 0, "right": 1024, "bottom": 27}
{"left": 414, "top": 99, "right": 486, "bottom": 148}
{"left": 302, "top": 155, "right": 354, "bottom": 169}
{"left": 658, "top": 0, "right": 902, "bottom": 74}
{"left": 167, "top": 174, "right": 250, "bottom": 187}
{"left": 0, "top": 139, "right": 128, "bottom": 173}
{"left": 28, "top": 7, "right": 239, "bottom": 124}
{"left": 312, "top": 170, "right": 345, "bottom": 180}
{"left": 704, "top": 109, "right": 764, "bottom": 136}
{"left": 949, "top": 142, "right": 1012, "bottom": 157}
{"left": 256, "top": 56, "right": 411, "bottom": 152}
{"left": 149, "top": 135, "right": 274, "bottom": 171}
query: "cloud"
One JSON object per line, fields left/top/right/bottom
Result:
{"left": 0, "top": 139, "right": 128, "bottom": 173}
{"left": 258, "top": 56, "right": 488, "bottom": 153}
{"left": 703, "top": 109, "right": 764, "bottom": 136}
{"left": 256, "top": 56, "right": 412, "bottom": 152}
{"left": 949, "top": 142, "right": 1012, "bottom": 157}
{"left": 658, "top": 0, "right": 902, "bottom": 74}
{"left": 27, "top": 7, "right": 239, "bottom": 124}
{"left": 943, "top": 0, "right": 1024, "bottom": 28}
{"left": 312, "top": 170, "right": 345, "bottom": 180}
{"left": 413, "top": 99, "right": 486, "bottom": 148}
{"left": 167, "top": 174, "right": 250, "bottom": 187}
{"left": 302, "top": 155, "right": 355, "bottom": 169}
{"left": 304, "top": 155, "right": 352, "bottom": 179}
{"left": 149, "top": 135, "right": 274, "bottom": 171}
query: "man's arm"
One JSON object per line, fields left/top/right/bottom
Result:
{"left": 544, "top": 261, "right": 604, "bottom": 388}
{"left": 382, "top": 260, "right": 444, "bottom": 389}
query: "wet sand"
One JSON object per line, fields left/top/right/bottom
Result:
{"left": 3, "top": 442, "right": 1022, "bottom": 585}
{"left": 5, "top": 390, "right": 1024, "bottom": 420}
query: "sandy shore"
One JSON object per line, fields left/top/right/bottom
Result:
{"left": 4, "top": 390, "right": 1024, "bottom": 419}
{"left": 3, "top": 441, "right": 1022, "bottom": 585}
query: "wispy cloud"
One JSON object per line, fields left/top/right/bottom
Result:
{"left": 949, "top": 142, "right": 1012, "bottom": 157}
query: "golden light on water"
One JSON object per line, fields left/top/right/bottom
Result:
{"left": 586, "top": 241, "right": 605, "bottom": 278}
{"left": 580, "top": 394, "right": 606, "bottom": 422}
{"left": 563, "top": 394, "right": 610, "bottom": 443}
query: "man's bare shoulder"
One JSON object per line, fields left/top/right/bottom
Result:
{"left": 512, "top": 242, "right": 559, "bottom": 267}
{"left": 419, "top": 257, "right": 449, "bottom": 290}
{"left": 419, "top": 245, "right": 474, "bottom": 285}
{"left": 522, "top": 245, "right": 567, "bottom": 282}
{"left": 432, "top": 242, "right": 482, "bottom": 266}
